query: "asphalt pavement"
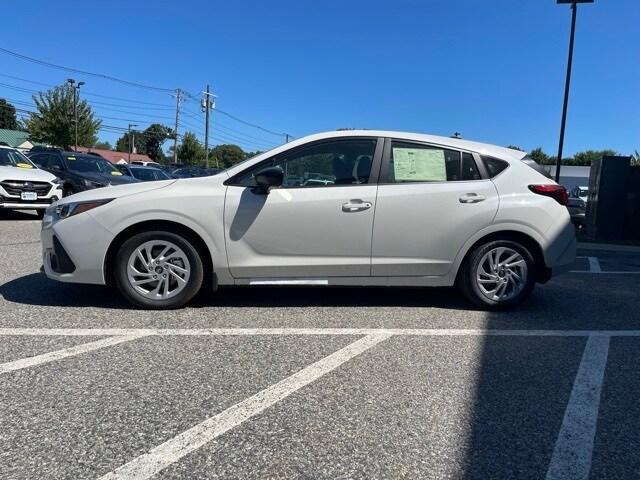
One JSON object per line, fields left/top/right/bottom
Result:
{"left": 1, "top": 211, "right": 640, "bottom": 479}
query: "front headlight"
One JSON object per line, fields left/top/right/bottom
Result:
{"left": 55, "top": 199, "right": 114, "bottom": 220}
{"left": 51, "top": 177, "right": 62, "bottom": 185}
{"left": 83, "top": 179, "right": 105, "bottom": 188}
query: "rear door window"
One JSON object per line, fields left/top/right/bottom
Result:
{"left": 384, "top": 141, "right": 484, "bottom": 183}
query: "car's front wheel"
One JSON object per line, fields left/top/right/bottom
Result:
{"left": 458, "top": 240, "right": 536, "bottom": 309}
{"left": 114, "top": 230, "right": 204, "bottom": 309}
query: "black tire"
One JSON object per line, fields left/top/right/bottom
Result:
{"left": 457, "top": 239, "right": 536, "bottom": 310}
{"left": 62, "top": 186, "right": 73, "bottom": 197}
{"left": 114, "top": 230, "right": 204, "bottom": 309}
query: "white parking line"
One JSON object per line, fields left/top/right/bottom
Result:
{"left": 99, "top": 333, "right": 391, "bottom": 480}
{"left": 0, "top": 335, "right": 149, "bottom": 375}
{"left": 2, "top": 327, "right": 640, "bottom": 337}
{"left": 571, "top": 255, "right": 640, "bottom": 274}
{"left": 545, "top": 335, "right": 610, "bottom": 480}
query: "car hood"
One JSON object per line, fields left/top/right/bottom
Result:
{"left": 0, "top": 165, "right": 56, "bottom": 182}
{"left": 60, "top": 179, "right": 178, "bottom": 204}
{"left": 79, "top": 171, "right": 139, "bottom": 185}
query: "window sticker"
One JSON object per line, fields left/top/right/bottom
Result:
{"left": 67, "top": 156, "right": 76, "bottom": 160}
{"left": 392, "top": 148, "right": 446, "bottom": 181}
{"left": 111, "top": 171, "right": 123, "bottom": 176}
{"left": 16, "top": 162, "right": 33, "bottom": 169}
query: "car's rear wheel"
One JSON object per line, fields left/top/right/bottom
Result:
{"left": 458, "top": 240, "right": 536, "bottom": 309}
{"left": 114, "top": 231, "right": 203, "bottom": 309}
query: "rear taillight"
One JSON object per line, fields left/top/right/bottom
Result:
{"left": 528, "top": 184, "right": 568, "bottom": 206}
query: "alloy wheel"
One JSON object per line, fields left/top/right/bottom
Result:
{"left": 126, "top": 240, "right": 191, "bottom": 300}
{"left": 475, "top": 247, "right": 528, "bottom": 302}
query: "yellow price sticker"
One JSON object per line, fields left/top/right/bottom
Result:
{"left": 67, "top": 156, "right": 76, "bottom": 160}
{"left": 111, "top": 171, "right": 123, "bottom": 176}
{"left": 16, "top": 163, "right": 33, "bottom": 169}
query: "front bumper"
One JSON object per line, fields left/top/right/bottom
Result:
{"left": 0, "top": 186, "right": 63, "bottom": 210}
{"left": 41, "top": 211, "right": 114, "bottom": 285}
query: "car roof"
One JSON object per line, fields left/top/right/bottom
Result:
{"left": 130, "top": 165, "right": 161, "bottom": 170}
{"left": 223, "top": 129, "right": 529, "bottom": 178}
{"left": 297, "top": 130, "right": 528, "bottom": 160}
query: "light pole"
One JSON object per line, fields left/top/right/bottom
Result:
{"left": 128, "top": 123, "right": 138, "bottom": 162}
{"left": 554, "top": 0, "right": 593, "bottom": 183}
{"left": 67, "top": 79, "right": 85, "bottom": 151}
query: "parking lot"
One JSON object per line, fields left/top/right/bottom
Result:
{"left": 2, "top": 211, "right": 640, "bottom": 479}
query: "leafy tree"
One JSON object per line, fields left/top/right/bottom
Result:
{"left": 529, "top": 147, "right": 552, "bottom": 165}
{"left": 24, "top": 84, "right": 101, "bottom": 148}
{"left": 94, "top": 140, "right": 112, "bottom": 150}
{"left": 141, "top": 124, "right": 173, "bottom": 162}
{"left": 177, "top": 132, "right": 205, "bottom": 165}
{"left": 0, "top": 99, "right": 18, "bottom": 130}
{"left": 115, "top": 124, "right": 172, "bottom": 162}
{"left": 569, "top": 149, "right": 617, "bottom": 166}
{"left": 210, "top": 144, "right": 246, "bottom": 168}
{"left": 632, "top": 150, "right": 640, "bottom": 166}
{"left": 115, "top": 132, "right": 145, "bottom": 154}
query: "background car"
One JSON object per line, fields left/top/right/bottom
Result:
{"left": 0, "top": 146, "right": 63, "bottom": 217}
{"left": 567, "top": 197, "right": 586, "bottom": 229}
{"left": 28, "top": 148, "right": 139, "bottom": 195}
{"left": 130, "top": 160, "right": 163, "bottom": 168}
{"left": 115, "top": 164, "right": 172, "bottom": 182}
{"left": 171, "top": 166, "right": 221, "bottom": 178}
{"left": 41, "top": 130, "right": 576, "bottom": 311}
{"left": 570, "top": 185, "right": 589, "bottom": 203}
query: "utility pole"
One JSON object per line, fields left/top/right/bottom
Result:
{"left": 202, "top": 85, "right": 217, "bottom": 168}
{"left": 173, "top": 89, "right": 182, "bottom": 164}
{"left": 128, "top": 123, "right": 138, "bottom": 162}
{"left": 67, "top": 79, "right": 85, "bottom": 151}
{"left": 555, "top": 0, "right": 594, "bottom": 183}
{"left": 285, "top": 133, "right": 290, "bottom": 143}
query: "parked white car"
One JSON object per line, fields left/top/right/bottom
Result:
{"left": 41, "top": 130, "right": 576, "bottom": 309}
{"left": 0, "top": 146, "right": 63, "bottom": 217}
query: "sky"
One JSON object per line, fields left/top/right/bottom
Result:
{"left": 1, "top": 0, "right": 638, "bottom": 156}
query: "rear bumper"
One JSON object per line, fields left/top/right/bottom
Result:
{"left": 544, "top": 220, "right": 577, "bottom": 278}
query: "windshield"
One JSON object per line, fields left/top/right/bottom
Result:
{"left": 0, "top": 149, "right": 37, "bottom": 169}
{"left": 65, "top": 155, "right": 119, "bottom": 174}
{"left": 132, "top": 168, "right": 170, "bottom": 181}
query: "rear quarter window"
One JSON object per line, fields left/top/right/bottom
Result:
{"left": 482, "top": 156, "right": 509, "bottom": 178}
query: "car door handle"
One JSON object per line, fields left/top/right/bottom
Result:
{"left": 342, "top": 200, "right": 372, "bottom": 212}
{"left": 459, "top": 193, "right": 486, "bottom": 204}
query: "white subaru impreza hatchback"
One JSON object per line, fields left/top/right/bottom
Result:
{"left": 41, "top": 130, "right": 575, "bottom": 310}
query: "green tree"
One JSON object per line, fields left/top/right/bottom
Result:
{"left": 632, "top": 150, "right": 640, "bottom": 166}
{"left": 24, "top": 84, "right": 101, "bottom": 148}
{"left": 115, "top": 132, "right": 145, "bottom": 154}
{"left": 141, "top": 124, "right": 173, "bottom": 162}
{"left": 529, "top": 147, "right": 553, "bottom": 165}
{"left": 177, "top": 132, "right": 205, "bottom": 165}
{"left": 569, "top": 149, "right": 617, "bottom": 166}
{"left": 0, "top": 99, "right": 19, "bottom": 130}
{"left": 210, "top": 144, "right": 246, "bottom": 168}
{"left": 94, "top": 140, "right": 112, "bottom": 150}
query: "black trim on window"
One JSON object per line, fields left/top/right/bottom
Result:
{"left": 224, "top": 137, "right": 384, "bottom": 188}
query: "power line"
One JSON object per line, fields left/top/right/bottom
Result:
{"left": 0, "top": 47, "right": 174, "bottom": 93}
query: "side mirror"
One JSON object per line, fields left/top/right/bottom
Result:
{"left": 253, "top": 166, "right": 283, "bottom": 194}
